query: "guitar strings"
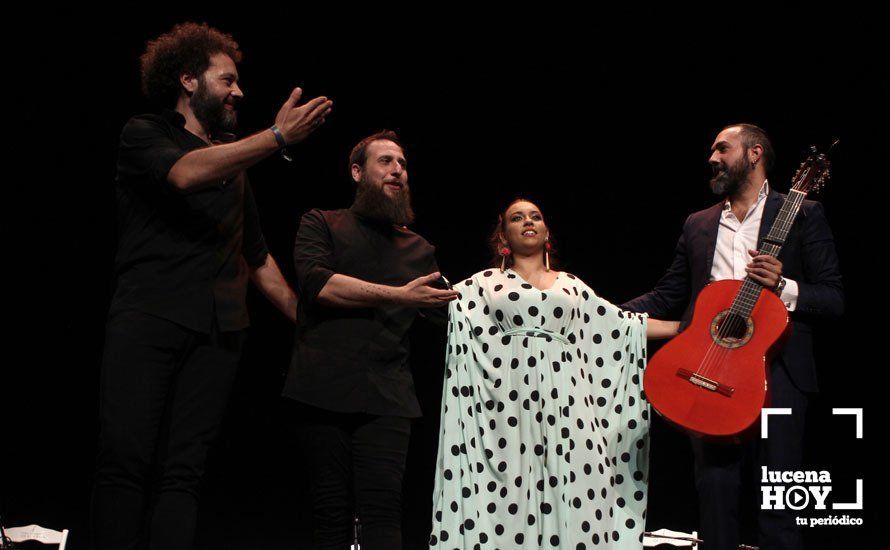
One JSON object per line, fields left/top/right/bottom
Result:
{"left": 697, "top": 193, "right": 803, "bottom": 379}
{"left": 694, "top": 191, "right": 806, "bottom": 381}
{"left": 697, "top": 192, "right": 805, "bottom": 380}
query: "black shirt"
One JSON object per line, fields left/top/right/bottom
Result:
{"left": 110, "top": 110, "right": 269, "bottom": 333}
{"left": 283, "top": 208, "right": 442, "bottom": 418}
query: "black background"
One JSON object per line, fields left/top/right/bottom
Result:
{"left": 4, "top": 3, "right": 884, "bottom": 549}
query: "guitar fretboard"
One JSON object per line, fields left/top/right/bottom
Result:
{"left": 728, "top": 189, "right": 808, "bottom": 318}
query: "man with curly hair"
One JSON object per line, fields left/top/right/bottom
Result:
{"left": 91, "top": 22, "right": 332, "bottom": 550}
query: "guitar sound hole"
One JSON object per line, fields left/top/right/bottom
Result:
{"left": 710, "top": 311, "right": 753, "bottom": 349}
{"left": 717, "top": 313, "right": 747, "bottom": 341}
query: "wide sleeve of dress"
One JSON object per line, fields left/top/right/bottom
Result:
{"left": 577, "top": 282, "right": 650, "bottom": 542}
{"left": 430, "top": 274, "right": 495, "bottom": 547}
{"left": 431, "top": 271, "right": 651, "bottom": 549}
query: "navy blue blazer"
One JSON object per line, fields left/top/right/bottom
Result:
{"left": 622, "top": 190, "right": 843, "bottom": 392}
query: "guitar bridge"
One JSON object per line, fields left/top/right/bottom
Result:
{"left": 676, "top": 368, "right": 735, "bottom": 397}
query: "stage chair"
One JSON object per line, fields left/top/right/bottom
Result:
{"left": 1, "top": 524, "right": 69, "bottom": 549}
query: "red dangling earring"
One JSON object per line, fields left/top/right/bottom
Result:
{"left": 499, "top": 245, "right": 511, "bottom": 272}
{"left": 544, "top": 240, "right": 551, "bottom": 272}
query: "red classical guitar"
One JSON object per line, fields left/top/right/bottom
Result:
{"left": 643, "top": 146, "right": 833, "bottom": 437}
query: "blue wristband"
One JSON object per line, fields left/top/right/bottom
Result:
{"left": 270, "top": 125, "right": 287, "bottom": 148}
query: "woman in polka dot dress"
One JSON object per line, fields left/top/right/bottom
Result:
{"left": 430, "top": 199, "right": 678, "bottom": 549}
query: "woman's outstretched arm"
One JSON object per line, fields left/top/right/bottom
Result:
{"left": 646, "top": 318, "right": 680, "bottom": 340}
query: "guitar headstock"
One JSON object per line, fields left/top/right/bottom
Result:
{"left": 791, "top": 144, "right": 833, "bottom": 195}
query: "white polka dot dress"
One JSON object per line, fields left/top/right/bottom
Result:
{"left": 430, "top": 269, "right": 650, "bottom": 549}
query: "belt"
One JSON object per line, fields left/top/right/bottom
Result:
{"left": 502, "top": 327, "right": 570, "bottom": 345}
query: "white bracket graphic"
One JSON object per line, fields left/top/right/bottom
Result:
{"left": 832, "top": 479, "right": 864, "bottom": 510}
{"left": 761, "top": 408, "right": 792, "bottom": 439}
{"left": 831, "top": 408, "right": 864, "bottom": 510}
{"left": 832, "top": 408, "right": 863, "bottom": 439}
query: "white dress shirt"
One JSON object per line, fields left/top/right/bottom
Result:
{"left": 709, "top": 180, "right": 799, "bottom": 311}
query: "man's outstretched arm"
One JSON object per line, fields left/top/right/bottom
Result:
{"left": 317, "top": 272, "right": 457, "bottom": 308}
{"left": 293, "top": 210, "right": 457, "bottom": 312}
{"left": 168, "top": 88, "right": 332, "bottom": 191}
{"left": 622, "top": 217, "right": 693, "bottom": 319}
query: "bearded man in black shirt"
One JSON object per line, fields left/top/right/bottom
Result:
{"left": 285, "top": 131, "right": 458, "bottom": 549}
{"left": 91, "top": 22, "right": 332, "bottom": 550}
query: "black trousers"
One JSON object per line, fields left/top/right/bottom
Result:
{"left": 91, "top": 310, "right": 243, "bottom": 550}
{"left": 290, "top": 401, "right": 412, "bottom": 550}
{"left": 691, "top": 362, "right": 808, "bottom": 550}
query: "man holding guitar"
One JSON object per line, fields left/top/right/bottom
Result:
{"left": 623, "top": 124, "right": 843, "bottom": 550}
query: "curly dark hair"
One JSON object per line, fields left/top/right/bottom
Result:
{"left": 489, "top": 197, "right": 558, "bottom": 270}
{"left": 140, "top": 22, "right": 242, "bottom": 107}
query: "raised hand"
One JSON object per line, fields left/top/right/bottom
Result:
{"left": 274, "top": 87, "right": 333, "bottom": 145}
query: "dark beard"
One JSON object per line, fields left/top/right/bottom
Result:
{"left": 352, "top": 178, "right": 415, "bottom": 226}
{"left": 190, "top": 77, "right": 237, "bottom": 136}
{"left": 709, "top": 153, "right": 751, "bottom": 196}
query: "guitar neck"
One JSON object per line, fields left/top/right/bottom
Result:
{"left": 758, "top": 189, "right": 809, "bottom": 256}
{"left": 729, "top": 189, "right": 809, "bottom": 318}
